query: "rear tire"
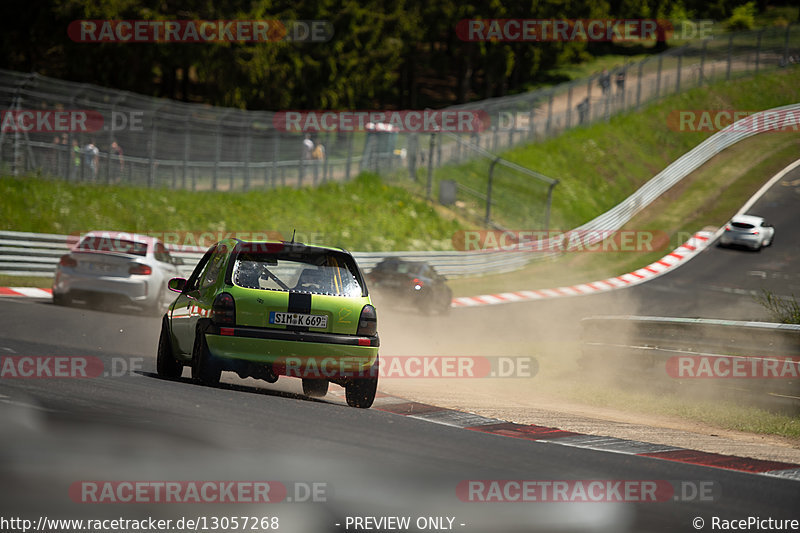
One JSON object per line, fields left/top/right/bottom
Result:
{"left": 192, "top": 330, "right": 221, "bottom": 386}
{"left": 345, "top": 358, "right": 378, "bottom": 408}
{"left": 302, "top": 379, "right": 329, "bottom": 397}
{"left": 52, "top": 292, "right": 68, "bottom": 306}
{"left": 156, "top": 315, "right": 183, "bottom": 379}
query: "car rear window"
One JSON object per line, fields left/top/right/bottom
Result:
{"left": 731, "top": 222, "right": 755, "bottom": 229}
{"left": 76, "top": 235, "right": 148, "bottom": 256}
{"left": 232, "top": 247, "right": 364, "bottom": 297}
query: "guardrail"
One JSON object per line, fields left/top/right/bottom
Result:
{"left": 0, "top": 230, "right": 535, "bottom": 279}
{"left": 3, "top": 104, "right": 799, "bottom": 279}
{"left": 580, "top": 316, "right": 800, "bottom": 412}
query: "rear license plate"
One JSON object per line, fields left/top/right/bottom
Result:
{"left": 86, "top": 263, "right": 116, "bottom": 273}
{"left": 269, "top": 312, "right": 327, "bottom": 328}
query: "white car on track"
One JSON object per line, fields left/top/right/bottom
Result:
{"left": 52, "top": 231, "right": 183, "bottom": 313}
{"left": 719, "top": 215, "right": 775, "bottom": 251}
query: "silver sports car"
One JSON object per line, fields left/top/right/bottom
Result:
{"left": 52, "top": 231, "right": 183, "bottom": 313}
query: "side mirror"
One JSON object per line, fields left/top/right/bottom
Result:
{"left": 168, "top": 277, "right": 187, "bottom": 293}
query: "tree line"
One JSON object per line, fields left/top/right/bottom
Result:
{"left": 1, "top": 0, "right": 795, "bottom": 111}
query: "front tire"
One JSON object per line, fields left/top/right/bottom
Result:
{"left": 302, "top": 379, "right": 329, "bottom": 397}
{"left": 147, "top": 285, "right": 170, "bottom": 316}
{"left": 156, "top": 315, "right": 183, "bottom": 379}
{"left": 191, "top": 330, "right": 221, "bottom": 386}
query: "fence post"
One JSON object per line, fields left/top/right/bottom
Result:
{"left": 621, "top": 64, "right": 628, "bottom": 110}
{"left": 345, "top": 131, "right": 353, "bottom": 180}
{"left": 105, "top": 101, "right": 116, "bottom": 183}
{"left": 586, "top": 78, "right": 592, "bottom": 122}
{"left": 182, "top": 117, "right": 190, "bottom": 189}
{"left": 698, "top": 40, "right": 707, "bottom": 86}
{"left": 485, "top": 157, "right": 500, "bottom": 226}
{"left": 322, "top": 131, "right": 330, "bottom": 182}
{"left": 782, "top": 24, "right": 791, "bottom": 65}
{"left": 726, "top": 34, "right": 733, "bottom": 80}
{"left": 528, "top": 105, "right": 535, "bottom": 140}
{"left": 566, "top": 85, "right": 573, "bottom": 128}
{"left": 148, "top": 118, "right": 157, "bottom": 187}
{"left": 243, "top": 126, "right": 251, "bottom": 192}
{"left": 636, "top": 60, "right": 644, "bottom": 109}
{"left": 655, "top": 54, "right": 663, "bottom": 99}
{"left": 755, "top": 29, "right": 763, "bottom": 74}
{"left": 545, "top": 180, "right": 558, "bottom": 230}
{"left": 545, "top": 91, "right": 554, "bottom": 138}
{"left": 676, "top": 51, "right": 682, "bottom": 93}
{"left": 213, "top": 119, "right": 221, "bottom": 191}
{"left": 272, "top": 134, "right": 279, "bottom": 188}
{"left": 426, "top": 133, "right": 435, "bottom": 201}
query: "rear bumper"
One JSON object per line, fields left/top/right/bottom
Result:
{"left": 53, "top": 270, "right": 154, "bottom": 302}
{"left": 719, "top": 235, "right": 761, "bottom": 249}
{"left": 204, "top": 325, "right": 379, "bottom": 377}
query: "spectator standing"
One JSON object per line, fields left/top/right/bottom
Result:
{"left": 577, "top": 97, "right": 589, "bottom": 124}
{"left": 83, "top": 141, "right": 100, "bottom": 180}
{"left": 302, "top": 134, "right": 314, "bottom": 160}
{"left": 599, "top": 68, "right": 611, "bottom": 95}
{"left": 71, "top": 139, "right": 81, "bottom": 180}
{"left": 615, "top": 69, "right": 626, "bottom": 97}
{"left": 110, "top": 141, "right": 124, "bottom": 182}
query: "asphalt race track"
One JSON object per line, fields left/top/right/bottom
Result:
{"left": 1, "top": 167, "right": 799, "bottom": 532}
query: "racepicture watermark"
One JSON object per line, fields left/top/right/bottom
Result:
{"left": 700, "top": 516, "right": 800, "bottom": 530}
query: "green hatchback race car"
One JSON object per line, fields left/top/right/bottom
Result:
{"left": 156, "top": 238, "right": 380, "bottom": 408}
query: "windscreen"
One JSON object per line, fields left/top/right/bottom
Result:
{"left": 731, "top": 222, "right": 755, "bottom": 229}
{"left": 232, "top": 248, "right": 364, "bottom": 297}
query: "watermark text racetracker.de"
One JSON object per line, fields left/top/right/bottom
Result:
{"left": 666, "top": 356, "right": 800, "bottom": 379}
{"left": 274, "top": 110, "right": 489, "bottom": 133}
{"left": 68, "top": 19, "right": 333, "bottom": 43}
{"left": 458, "top": 479, "right": 719, "bottom": 503}
{"left": 276, "top": 355, "right": 537, "bottom": 379}
{"left": 70, "top": 480, "right": 328, "bottom": 504}
{"left": 0, "top": 356, "right": 142, "bottom": 379}
{"left": 0, "top": 110, "right": 144, "bottom": 133}
{"left": 452, "top": 229, "right": 670, "bottom": 253}
{"left": 667, "top": 109, "right": 800, "bottom": 133}
{"left": 456, "top": 19, "right": 715, "bottom": 42}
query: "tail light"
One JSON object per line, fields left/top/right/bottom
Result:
{"left": 357, "top": 304, "right": 377, "bottom": 336}
{"left": 212, "top": 292, "right": 236, "bottom": 325}
{"left": 413, "top": 277, "right": 423, "bottom": 290}
{"left": 59, "top": 255, "right": 77, "bottom": 268}
{"left": 724, "top": 225, "right": 731, "bottom": 232}
{"left": 129, "top": 263, "right": 152, "bottom": 275}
